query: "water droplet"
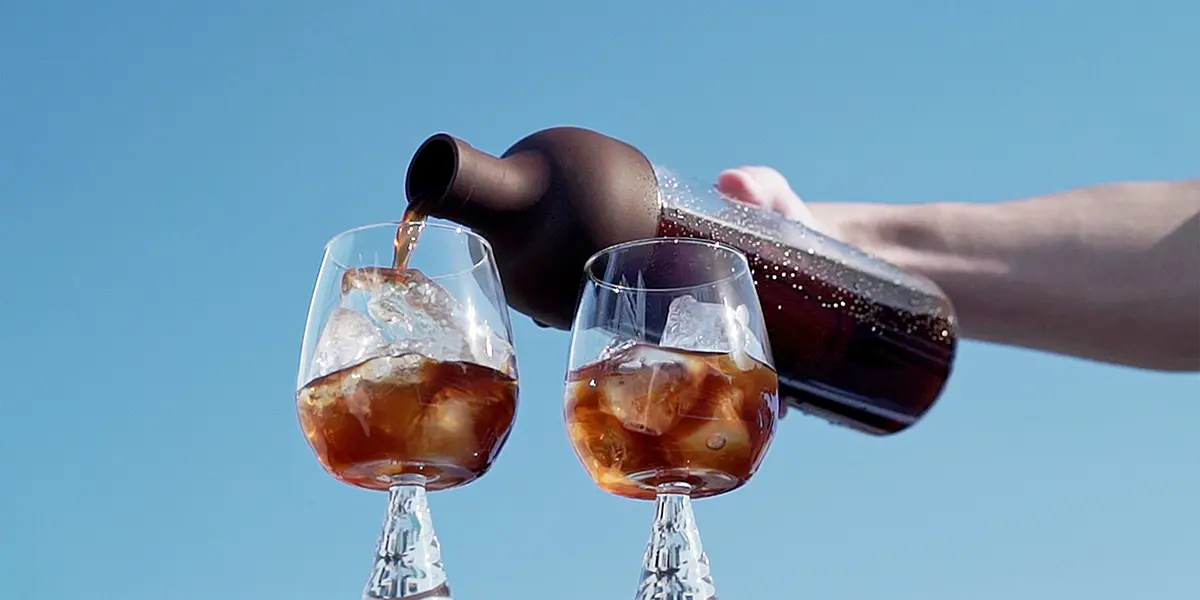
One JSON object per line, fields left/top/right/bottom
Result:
{"left": 705, "top": 434, "right": 727, "bottom": 450}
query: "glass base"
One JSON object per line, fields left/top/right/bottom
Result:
{"left": 362, "top": 476, "right": 452, "bottom": 599}
{"left": 634, "top": 483, "right": 717, "bottom": 600}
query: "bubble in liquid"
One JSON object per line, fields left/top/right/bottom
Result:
{"left": 705, "top": 434, "right": 727, "bottom": 450}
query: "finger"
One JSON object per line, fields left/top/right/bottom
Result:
{"left": 735, "top": 166, "right": 815, "bottom": 225}
{"left": 716, "top": 169, "right": 771, "bottom": 208}
{"left": 716, "top": 167, "right": 816, "bottom": 227}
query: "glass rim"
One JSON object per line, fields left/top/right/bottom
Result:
{"left": 324, "top": 221, "right": 496, "bottom": 280}
{"left": 583, "top": 237, "right": 752, "bottom": 293}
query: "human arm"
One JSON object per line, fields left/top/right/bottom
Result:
{"left": 717, "top": 169, "right": 1200, "bottom": 371}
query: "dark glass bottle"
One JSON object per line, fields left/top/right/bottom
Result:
{"left": 405, "top": 127, "right": 957, "bottom": 435}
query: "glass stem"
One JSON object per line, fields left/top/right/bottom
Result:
{"left": 634, "top": 482, "right": 717, "bottom": 600}
{"left": 362, "top": 475, "right": 452, "bottom": 600}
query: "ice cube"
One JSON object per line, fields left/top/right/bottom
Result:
{"left": 310, "top": 307, "right": 392, "bottom": 381}
{"left": 347, "top": 268, "right": 514, "bottom": 374}
{"left": 595, "top": 344, "right": 709, "bottom": 436}
{"left": 359, "top": 270, "right": 472, "bottom": 361}
{"left": 599, "top": 337, "right": 639, "bottom": 361}
{"left": 361, "top": 353, "right": 426, "bottom": 384}
{"left": 660, "top": 295, "right": 741, "bottom": 353}
{"left": 660, "top": 295, "right": 767, "bottom": 369}
{"left": 669, "top": 412, "right": 753, "bottom": 473}
{"left": 414, "top": 392, "right": 478, "bottom": 465}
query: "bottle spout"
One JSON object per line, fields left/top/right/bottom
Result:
{"left": 403, "top": 125, "right": 663, "bottom": 331}
{"left": 406, "top": 133, "right": 549, "bottom": 225}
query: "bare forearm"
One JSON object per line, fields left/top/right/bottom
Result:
{"left": 812, "top": 180, "right": 1200, "bottom": 371}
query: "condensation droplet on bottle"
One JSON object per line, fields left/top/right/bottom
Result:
{"left": 705, "top": 434, "right": 727, "bottom": 450}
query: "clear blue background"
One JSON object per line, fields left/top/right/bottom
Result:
{"left": 2, "top": 1, "right": 1197, "bottom": 598}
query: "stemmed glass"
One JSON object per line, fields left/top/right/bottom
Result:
{"left": 296, "top": 221, "right": 519, "bottom": 599}
{"left": 564, "top": 238, "right": 780, "bottom": 599}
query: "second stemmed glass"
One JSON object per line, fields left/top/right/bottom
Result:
{"left": 564, "top": 238, "right": 780, "bottom": 599}
{"left": 296, "top": 221, "right": 519, "bottom": 599}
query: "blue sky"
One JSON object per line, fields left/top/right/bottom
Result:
{"left": 1, "top": 1, "right": 1197, "bottom": 598}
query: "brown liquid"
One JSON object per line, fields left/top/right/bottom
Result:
{"left": 657, "top": 206, "right": 956, "bottom": 435}
{"left": 392, "top": 204, "right": 429, "bottom": 269}
{"left": 565, "top": 343, "right": 778, "bottom": 501}
{"left": 297, "top": 354, "right": 518, "bottom": 491}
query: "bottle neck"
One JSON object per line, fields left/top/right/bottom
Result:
{"left": 406, "top": 135, "right": 550, "bottom": 228}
